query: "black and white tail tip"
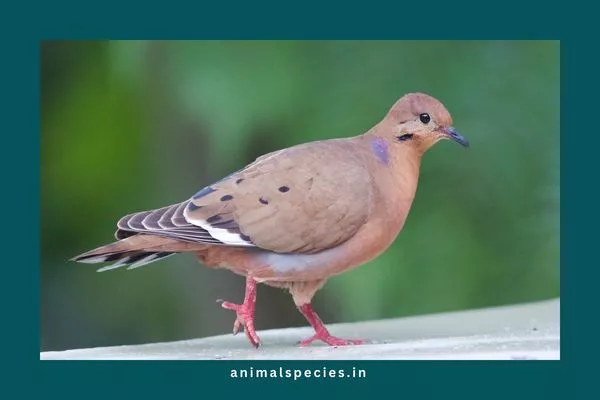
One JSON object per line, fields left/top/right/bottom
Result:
{"left": 73, "top": 251, "right": 174, "bottom": 272}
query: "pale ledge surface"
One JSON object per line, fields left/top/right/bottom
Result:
{"left": 41, "top": 299, "right": 559, "bottom": 360}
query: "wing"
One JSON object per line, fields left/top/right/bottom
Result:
{"left": 115, "top": 202, "right": 226, "bottom": 245}
{"left": 115, "top": 139, "right": 372, "bottom": 254}
{"left": 184, "top": 139, "right": 373, "bottom": 254}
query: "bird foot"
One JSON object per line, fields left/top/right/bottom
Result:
{"left": 298, "top": 333, "right": 365, "bottom": 347}
{"left": 298, "top": 334, "right": 365, "bottom": 347}
{"left": 297, "top": 303, "right": 364, "bottom": 346}
{"left": 218, "top": 277, "right": 261, "bottom": 348}
{"left": 219, "top": 300, "right": 261, "bottom": 348}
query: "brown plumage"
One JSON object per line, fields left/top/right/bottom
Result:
{"left": 72, "top": 92, "right": 469, "bottom": 347}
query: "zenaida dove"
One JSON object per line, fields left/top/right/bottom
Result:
{"left": 72, "top": 92, "right": 469, "bottom": 348}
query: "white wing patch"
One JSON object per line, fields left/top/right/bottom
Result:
{"left": 183, "top": 205, "right": 254, "bottom": 247}
{"left": 198, "top": 225, "right": 254, "bottom": 246}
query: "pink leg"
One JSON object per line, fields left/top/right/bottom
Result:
{"left": 219, "top": 277, "right": 261, "bottom": 348}
{"left": 297, "top": 303, "right": 365, "bottom": 346}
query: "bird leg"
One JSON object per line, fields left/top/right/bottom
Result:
{"left": 297, "top": 303, "right": 365, "bottom": 346}
{"left": 219, "top": 276, "right": 260, "bottom": 348}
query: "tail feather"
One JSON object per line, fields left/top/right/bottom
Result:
{"left": 71, "top": 233, "right": 211, "bottom": 271}
{"left": 96, "top": 251, "right": 173, "bottom": 272}
{"left": 73, "top": 249, "right": 174, "bottom": 272}
{"left": 71, "top": 236, "right": 178, "bottom": 272}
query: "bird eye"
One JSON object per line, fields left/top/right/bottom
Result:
{"left": 419, "top": 113, "right": 431, "bottom": 124}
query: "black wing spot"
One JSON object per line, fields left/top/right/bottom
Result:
{"left": 240, "top": 234, "right": 251, "bottom": 242}
{"left": 220, "top": 194, "right": 233, "bottom": 201}
{"left": 278, "top": 186, "right": 290, "bottom": 193}
{"left": 236, "top": 178, "right": 244, "bottom": 184}
{"left": 259, "top": 197, "right": 269, "bottom": 205}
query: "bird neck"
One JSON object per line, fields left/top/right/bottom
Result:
{"left": 362, "top": 127, "right": 424, "bottom": 173}
{"left": 357, "top": 132, "right": 422, "bottom": 235}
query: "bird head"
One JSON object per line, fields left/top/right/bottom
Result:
{"left": 380, "top": 92, "right": 469, "bottom": 153}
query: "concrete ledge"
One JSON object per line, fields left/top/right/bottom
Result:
{"left": 41, "top": 299, "right": 559, "bottom": 360}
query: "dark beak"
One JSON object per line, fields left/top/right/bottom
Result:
{"left": 442, "top": 127, "right": 469, "bottom": 148}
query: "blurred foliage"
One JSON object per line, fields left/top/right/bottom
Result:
{"left": 41, "top": 40, "right": 559, "bottom": 351}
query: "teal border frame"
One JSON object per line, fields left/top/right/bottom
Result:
{"left": 2, "top": 1, "right": 582, "bottom": 398}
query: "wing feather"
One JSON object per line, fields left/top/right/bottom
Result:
{"left": 115, "top": 139, "right": 370, "bottom": 252}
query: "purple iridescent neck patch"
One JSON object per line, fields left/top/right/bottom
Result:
{"left": 370, "top": 137, "right": 389, "bottom": 165}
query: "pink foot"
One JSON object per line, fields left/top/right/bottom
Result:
{"left": 299, "top": 334, "right": 365, "bottom": 347}
{"left": 297, "top": 303, "right": 365, "bottom": 347}
{"left": 219, "top": 277, "right": 261, "bottom": 348}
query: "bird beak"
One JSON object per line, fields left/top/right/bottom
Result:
{"left": 441, "top": 127, "right": 469, "bottom": 147}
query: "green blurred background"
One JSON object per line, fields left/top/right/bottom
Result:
{"left": 41, "top": 40, "right": 560, "bottom": 352}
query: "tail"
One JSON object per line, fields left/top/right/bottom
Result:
{"left": 72, "top": 249, "right": 174, "bottom": 272}
{"left": 71, "top": 234, "right": 186, "bottom": 272}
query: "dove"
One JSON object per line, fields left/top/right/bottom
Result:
{"left": 72, "top": 92, "right": 469, "bottom": 348}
